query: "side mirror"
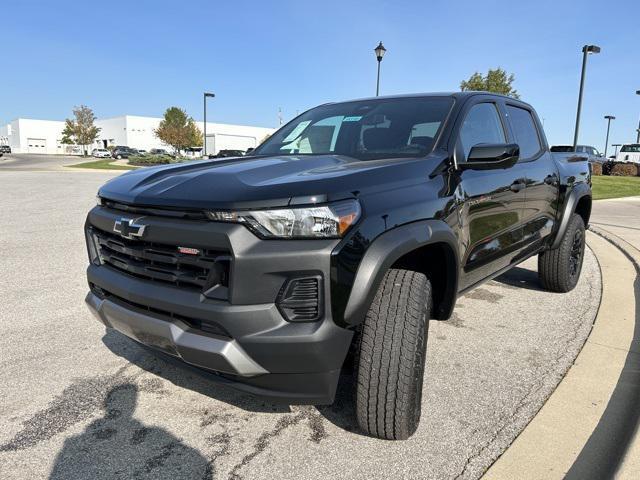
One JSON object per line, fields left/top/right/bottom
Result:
{"left": 460, "top": 143, "right": 520, "bottom": 170}
{"left": 245, "top": 147, "right": 254, "bottom": 154}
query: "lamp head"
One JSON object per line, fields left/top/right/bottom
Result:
{"left": 374, "top": 42, "right": 386, "bottom": 62}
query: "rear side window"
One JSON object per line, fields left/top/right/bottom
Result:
{"left": 507, "top": 106, "right": 542, "bottom": 159}
{"left": 459, "top": 103, "right": 506, "bottom": 158}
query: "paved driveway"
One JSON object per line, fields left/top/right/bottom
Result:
{"left": 591, "top": 196, "right": 640, "bottom": 249}
{"left": 0, "top": 153, "right": 81, "bottom": 171}
{"left": 0, "top": 163, "right": 601, "bottom": 480}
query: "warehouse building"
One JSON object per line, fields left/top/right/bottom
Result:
{"left": 0, "top": 116, "right": 274, "bottom": 155}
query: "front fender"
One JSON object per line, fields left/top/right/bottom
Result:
{"left": 341, "top": 220, "right": 459, "bottom": 327}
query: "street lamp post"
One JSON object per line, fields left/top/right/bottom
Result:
{"left": 636, "top": 90, "right": 640, "bottom": 143}
{"left": 203, "top": 92, "right": 215, "bottom": 157}
{"left": 374, "top": 42, "right": 386, "bottom": 96}
{"left": 612, "top": 143, "right": 622, "bottom": 157}
{"left": 573, "top": 45, "right": 601, "bottom": 149}
{"left": 603, "top": 115, "right": 615, "bottom": 158}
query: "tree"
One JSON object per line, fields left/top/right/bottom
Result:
{"left": 460, "top": 68, "right": 520, "bottom": 98}
{"left": 61, "top": 105, "right": 101, "bottom": 155}
{"left": 154, "top": 107, "right": 203, "bottom": 154}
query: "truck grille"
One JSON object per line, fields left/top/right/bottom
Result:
{"left": 90, "top": 227, "right": 230, "bottom": 294}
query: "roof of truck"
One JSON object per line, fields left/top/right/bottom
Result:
{"left": 324, "top": 91, "right": 531, "bottom": 107}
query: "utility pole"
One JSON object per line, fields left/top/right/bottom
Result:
{"left": 573, "top": 45, "right": 601, "bottom": 149}
{"left": 203, "top": 92, "right": 215, "bottom": 157}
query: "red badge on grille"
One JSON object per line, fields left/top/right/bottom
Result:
{"left": 178, "top": 246, "right": 200, "bottom": 255}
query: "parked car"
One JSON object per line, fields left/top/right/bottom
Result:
{"left": 137, "top": 149, "right": 147, "bottom": 155}
{"left": 86, "top": 92, "right": 591, "bottom": 440}
{"left": 0, "top": 145, "right": 11, "bottom": 154}
{"left": 92, "top": 148, "right": 111, "bottom": 158}
{"left": 550, "top": 144, "right": 603, "bottom": 163}
{"left": 210, "top": 149, "right": 246, "bottom": 159}
{"left": 617, "top": 144, "right": 640, "bottom": 164}
{"left": 111, "top": 146, "right": 138, "bottom": 159}
{"left": 149, "top": 148, "right": 170, "bottom": 156}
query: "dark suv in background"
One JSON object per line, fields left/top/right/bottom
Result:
{"left": 551, "top": 144, "right": 603, "bottom": 163}
{"left": 85, "top": 92, "right": 591, "bottom": 440}
{"left": 112, "top": 146, "right": 138, "bottom": 159}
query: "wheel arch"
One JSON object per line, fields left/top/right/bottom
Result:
{"left": 551, "top": 183, "right": 592, "bottom": 249}
{"left": 342, "top": 220, "right": 459, "bottom": 326}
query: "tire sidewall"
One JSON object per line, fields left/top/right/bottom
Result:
{"left": 564, "top": 215, "right": 586, "bottom": 290}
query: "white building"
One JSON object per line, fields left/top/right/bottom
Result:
{"left": 0, "top": 115, "right": 274, "bottom": 155}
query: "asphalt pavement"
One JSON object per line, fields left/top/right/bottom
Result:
{"left": 0, "top": 155, "right": 602, "bottom": 480}
{"left": 0, "top": 153, "right": 81, "bottom": 171}
{"left": 591, "top": 196, "right": 640, "bottom": 250}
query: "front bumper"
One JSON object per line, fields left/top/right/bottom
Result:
{"left": 86, "top": 281, "right": 351, "bottom": 404}
{"left": 85, "top": 205, "right": 354, "bottom": 403}
{"left": 86, "top": 291, "right": 268, "bottom": 376}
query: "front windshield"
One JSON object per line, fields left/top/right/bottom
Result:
{"left": 253, "top": 96, "right": 454, "bottom": 160}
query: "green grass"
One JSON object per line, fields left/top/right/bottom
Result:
{"left": 592, "top": 176, "right": 640, "bottom": 200}
{"left": 66, "top": 159, "right": 136, "bottom": 170}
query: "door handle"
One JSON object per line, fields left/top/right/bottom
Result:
{"left": 510, "top": 180, "right": 525, "bottom": 193}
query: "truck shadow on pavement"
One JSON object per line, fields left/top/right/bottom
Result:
{"left": 49, "top": 383, "right": 211, "bottom": 479}
{"left": 492, "top": 266, "right": 544, "bottom": 292}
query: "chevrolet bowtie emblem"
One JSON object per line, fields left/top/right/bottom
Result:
{"left": 113, "top": 218, "right": 146, "bottom": 239}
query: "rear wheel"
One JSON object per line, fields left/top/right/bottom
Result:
{"left": 355, "top": 268, "right": 431, "bottom": 440}
{"left": 538, "top": 213, "right": 586, "bottom": 292}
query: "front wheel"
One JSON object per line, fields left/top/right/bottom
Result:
{"left": 538, "top": 213, "right": 586, "bottom": 292}
{"left": 355, "top": 268, "right": 431, "bottom": 440}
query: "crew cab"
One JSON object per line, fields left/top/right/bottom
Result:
{"left": 84, "top": 92, "right": 591, "bottom": 440}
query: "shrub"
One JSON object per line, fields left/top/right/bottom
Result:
{"left": 590, "top": 162, "right": 603, "bottom": 176}
{"left": 128, "top": 154, "right": 178, "bottom": 166}
{"left": 610, "top": 163, "right": 639, "bottom": 177}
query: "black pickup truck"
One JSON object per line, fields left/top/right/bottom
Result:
{"left": 84, "top": 92, "right": 591, "bottom": 440}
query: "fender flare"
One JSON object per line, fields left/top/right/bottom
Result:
{"left": 551, "top": 183, "right": 592, "bottom": 249}
{"left": 342, "top": 220, "right": 459, "bottom": 326}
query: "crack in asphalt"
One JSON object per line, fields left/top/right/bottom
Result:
{"left": 452, "top": 266, "right": 599, "bottom": 479}
{"left": 228, "top": 407, "right": 327, "bottom": 480}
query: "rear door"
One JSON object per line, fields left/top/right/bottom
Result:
{"left": 504, "top": 103, "right": 559, "bottom": 254}
{"left": 454, "top": 98, "right": 527, "bottom": 290}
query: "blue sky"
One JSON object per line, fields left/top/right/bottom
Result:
{"left": 1, "top": 0, "right": 638, "bottom": 150}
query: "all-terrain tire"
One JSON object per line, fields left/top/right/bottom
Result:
{"left": 355, "top": 268, "right": 431, "bottom": 440}
{"left": 538, "top": 213, "right": 586, "bottom": 293}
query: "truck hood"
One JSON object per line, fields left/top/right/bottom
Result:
{"left": 98, "top": 154, "right": 435, "bottom": 210}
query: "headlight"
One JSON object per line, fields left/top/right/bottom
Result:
{"left": 207, "top": 200, "right": 361, "bottom": 239}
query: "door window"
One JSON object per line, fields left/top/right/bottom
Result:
{"left": 506, "top": 105, "right": 542, "bottom": 159}
{"left": 459, "top": 103, "right": 506, "bottom": 158}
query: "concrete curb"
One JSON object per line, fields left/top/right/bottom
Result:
{"left": 484, "top": 229, "right": 639, "bottom": 479}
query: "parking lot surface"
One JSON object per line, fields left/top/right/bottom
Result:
{"left": 0, "top": 157, "right": 601, "bottom": 479}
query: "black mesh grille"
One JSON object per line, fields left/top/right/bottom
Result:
{"left": 90, "top": 227, "right": 230, "bottom": 295}
{"left": 276, "top": 276, "right": 322, "bottom": 322}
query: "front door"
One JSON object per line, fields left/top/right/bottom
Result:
{"left": 455, "top": 101, "right": 527, "bottom": 290}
